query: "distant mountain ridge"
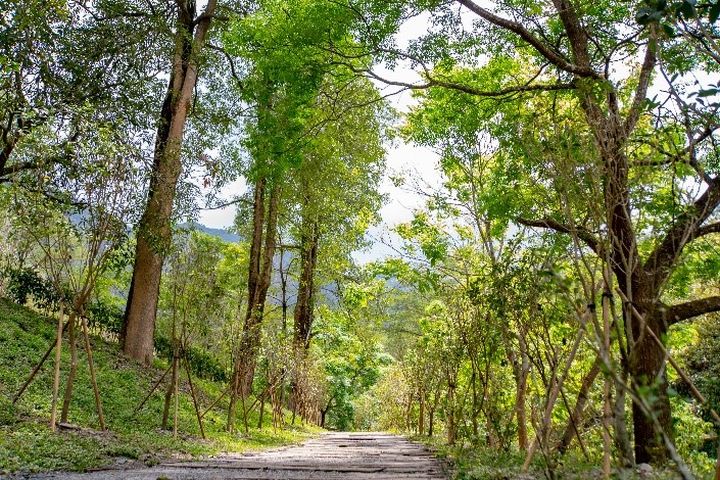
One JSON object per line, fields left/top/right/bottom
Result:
{"left": 179, "top": 222, "right": 241, "bottom": 243}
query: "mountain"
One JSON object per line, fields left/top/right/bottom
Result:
{"left": 180, "top": 222, "right": 241, "bottom": 243}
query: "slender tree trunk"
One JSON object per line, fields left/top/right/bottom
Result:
{"left": 614, "top": 368, "right": 634, "bottom": 466}
{"left": 182, "top": 352, "right": 205, "bottom": 439}
{"left": 469, "top": 365, "right": 479, "bottom": 439}
{"left": 13, "top": 320, "right": 70, "bottom": 405}
{"left": 601, "top": 289, "right": 613, "bottom": 478}
{"left": 121, "top": 0, "right": 217, "bottom": 365}
{"left": 320, "top": 401, "right": 332, "bottom": 428}
{"left": 258, "top": 391, "right": 265, "bottom": 428}
{"left": 162, "top": 354, "right": 179, "bottom": 430}
{"left": 228, "top": 180, "right": 279, "bottom": 431}
{"left": 50, "top": 307, "right": 65, "bottom": 431}
{"left": 418, "top": 389, "right": 425, "bottom": 436}
{"left": 80, "top": 315, "right": 105, "bottom": 430}
{"left": 557, "top": 355, "right": 602, "bottom": 454}
{"left": 60, "top": 313, "right": 77, "bottom": 423}
{"left": 446, "top": 381, "right": 457, "bottom": 445}
{"left": 428, "top": 390, "right": 439, "bottom": 437}
{"left": 291, "top": 219, "right": 319, "bottom": 407}
{"left": 507, "top": 325, "right": 530, "bottom": 451}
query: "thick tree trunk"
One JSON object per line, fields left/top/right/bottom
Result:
{"left": 121, "top": 0, "right": 216, "bottom": 365}
{"left": 628, "top": 308, "right": 671, "bottom": 464}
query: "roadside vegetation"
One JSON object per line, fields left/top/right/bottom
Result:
{"left": 0, "top": 299, "right": 320, "bottom": 474}
{"left": 2, "top": 0, "right": 720, "bottom": 479}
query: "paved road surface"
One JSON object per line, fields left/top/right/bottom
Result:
{"left": 16, "top": 432, "right": 447, "bottom": 480}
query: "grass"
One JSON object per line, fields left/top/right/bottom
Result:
{"left": 0, "top": 298, "right": 322, "bottom": 475}
{"left": 411, "top": 435, "right": 706, "bottom": 480}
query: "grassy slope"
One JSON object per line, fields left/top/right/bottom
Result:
{"left": 0, "top": 298, "right": 320, "bottom": 474}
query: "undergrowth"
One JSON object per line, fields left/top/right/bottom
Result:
{"left": 0, "top": 298, "right": 321, "bottom": 474}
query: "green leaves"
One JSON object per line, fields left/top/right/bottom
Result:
{"left": 635, "top": 0, "right": 720, "bottom": 27}
{"left": 396, "top": 213, "right": 449, "bottom": 266}
{"left": 710, "top": 0, "right": 720, "bottom": 22}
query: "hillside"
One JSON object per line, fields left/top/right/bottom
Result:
{"left": 0, "top": 299, "right": 319, "bottom": 475}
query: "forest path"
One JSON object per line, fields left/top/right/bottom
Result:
{"left": 19, "top": 432, "right": 448, "bottom": 480}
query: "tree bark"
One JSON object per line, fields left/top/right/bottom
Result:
{"left": 60, "top": 313, "right": 78, "bottom": 423}
{"left": 228, "top": 179, "right": 279, "bottom": 431}
{"left": 162, "top": 353, "right": 179, "bottom": 430}
{"left": 238, "top": 182, "right": 279, "bottom": 394}
{"left": 290, "top": 218, "right": 319, "bottom": 408}
{"left": 121, "top": 0, "right": 217, "bottom": 365}
{"left": 628, "top": 307, "right": 672, "bottom": 464}
{"left": 293, "top": 221, "right": 319, "bottom": 351}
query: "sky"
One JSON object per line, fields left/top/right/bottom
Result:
{"left": 197, "top": 12, "right": 444, "bottom": 263}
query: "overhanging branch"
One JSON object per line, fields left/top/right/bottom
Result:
{"left": 346, "top": 64, "right": 575, "bottom": 98}
{"left": 516, "top": 217, "right": 603, "bottom": 256}
{"left": 456, "top": 0, "right": 600, "bottom": 78}
{"left": 665, "top": 296, "right": 720, "bottom": 325}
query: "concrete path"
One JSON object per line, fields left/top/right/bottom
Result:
{"left": 17, "top": 432, "right": 447, "bottom": 480}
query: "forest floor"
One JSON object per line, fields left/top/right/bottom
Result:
{"left": 6, "top": 432, "right": 448, "bottom": 479}
{"left": 0, "top": 299, "right": 321, "bottom": 475}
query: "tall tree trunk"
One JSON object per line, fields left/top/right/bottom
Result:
{"left": 628, "top": 305, "right": 671, "bottom": 464}
{"left": 418, "top": 389, "right": 425, "bottom": 436}
{"left": 229, "top": 179, "right": 279, "bottom": 429}
{"left": 228, "top": 178, "right": 266, "bottom": 430}
{"left": 290, "top": 219, "right": 319, "bottom": 409}
{"left": 293, "top": 221, "right": 319, "bottom": 351}
{"left": 121, "top": 0, "right": 217, "bottom": 365}
{"left": 591, "top": 114, "right": 673, "bottom": 463}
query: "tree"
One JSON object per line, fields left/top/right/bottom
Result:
{"left": 1, "top": 0, "right": 164, "bottom": 184}
{"left": 121, "top": 0, "right": 220, "bottom": 365}
{"left": 222, "top": 0, "right": 388, "bottom": 427}
{"left": 342, "top": 0, "right": 720, "bottom": 464}
{"left": 5, "top": 118, "right": 143, "bottom": 429}
{"left": 289, "top": 75, "right": 387, "bottom": 353}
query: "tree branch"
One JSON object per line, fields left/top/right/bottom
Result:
{"left": 0, "top": 161, "right": 40, "bottom": 182}
{"left": 347, "top": 64, "right": 575, "bottom": 97}
{"left": 624, "top": 27, "right": 658, "bottom": 136}
{"left": 456, "top": 0, "right": 600, "bottom": 78}
{"left": 695, "top": 221, "right": 720, "bottom": 238}
{"left": 644, "top": 178, "right": 720, "bottom": 281}
{"left": 516, "top": 217, "right": 603, "bottom": 256}
{"left": 664, "top": 296, "right": 720, "bottom": 325}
